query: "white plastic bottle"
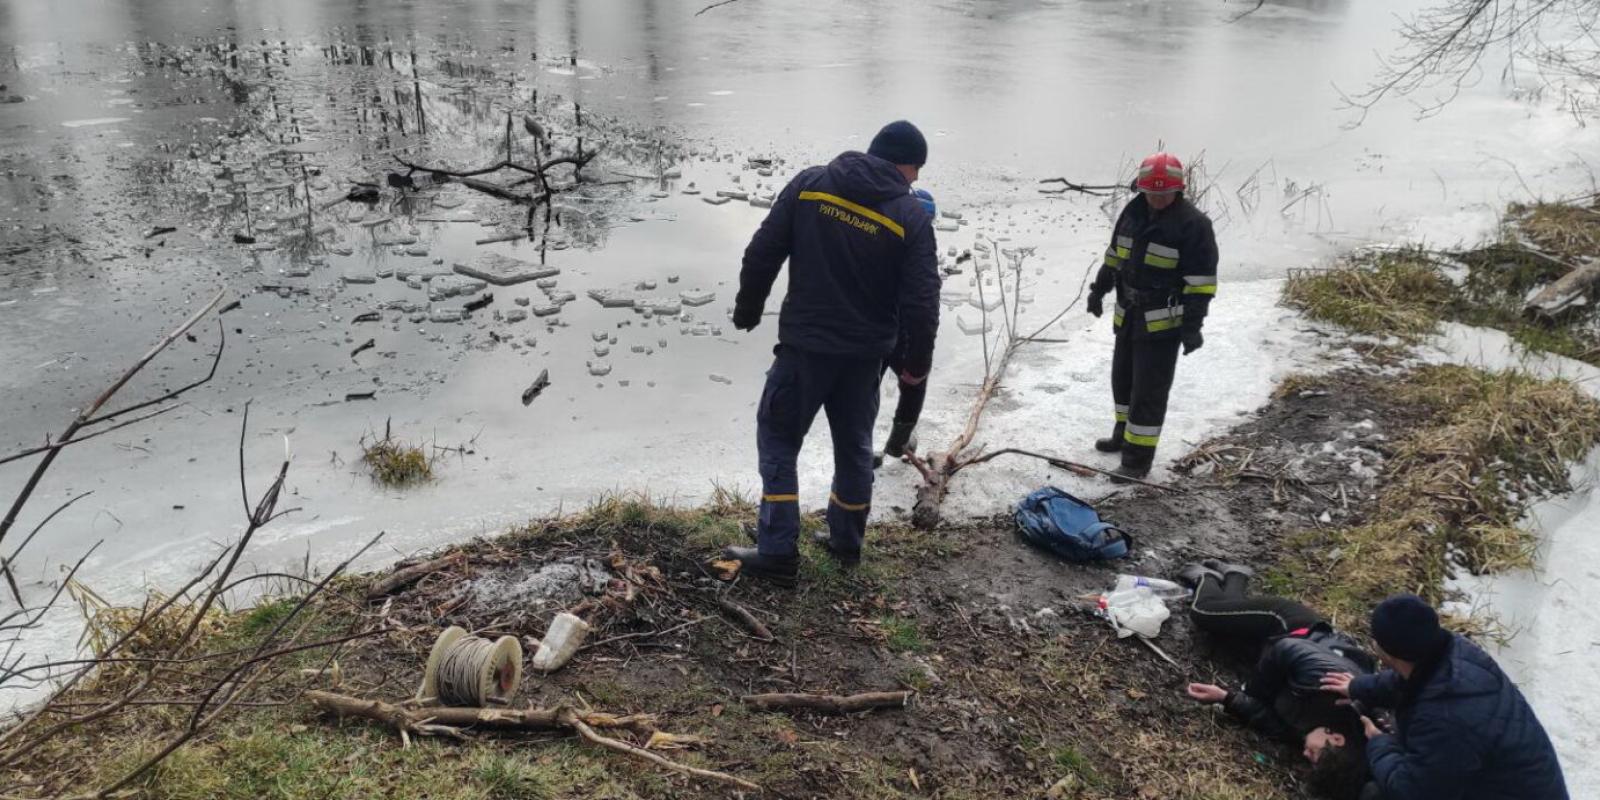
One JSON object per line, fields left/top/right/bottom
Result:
{"left": 1113, "top": 574, "right": 1190, "bottom": 600}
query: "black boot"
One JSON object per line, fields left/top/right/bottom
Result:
{"left": 1110, "top": 447, "right": 1153, "bottom": 484}
{"left": 1177, "top": 562, "right": 1222, "bottom": 589}
{"left": 1094, "top": 422, "right": 1126, "bottom": 453}
{"left": 721, "top": 545, "right": 798, "bottom": 588}
{"left": 810, "top": 530, "right": 861, "bottom": 568}
{"left": 1203, "top": 558, "right": 1255, "bottom": 578}
{"left": 884, "top": 421, "right": 918, "bottom": 459}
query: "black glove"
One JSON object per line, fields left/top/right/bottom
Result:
{"left": 1087, "top": 290, "right": 1105, "bottom": 319}
{"left": 1181, "top": 327, "right": 1203, "bottom": 355}
{"left": 732, "top": 305, "right": 762, "bottom": 332}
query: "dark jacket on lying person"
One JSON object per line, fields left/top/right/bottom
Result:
{"left": 1349, "top": 634, "right": 1568, "bottom": 800}
{"left": 1225, "top": 626, "right": 1377, "bottom": 743}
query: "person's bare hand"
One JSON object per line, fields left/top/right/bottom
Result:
{"left": 1321, "top": 672, "right": 1354, "bottom": 698}
{"left": 1186, "top": 683, "right": 1228, "bottom": 704}
{"left": 1361, "top": 715, "right": 1383, "bottom": 739}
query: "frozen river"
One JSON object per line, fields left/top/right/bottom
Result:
{"left": 1, "top": 0, "right": 1597, "bottom": 714}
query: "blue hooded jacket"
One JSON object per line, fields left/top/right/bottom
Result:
{"left": 735, "top": 152, "right": 940, "bottom": 376}
{"left": 1349, "top": 635, "right": 1568, "bottom": 800}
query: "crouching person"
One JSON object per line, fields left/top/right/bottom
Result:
{"left": 1178, "top": 560, "right": 1378, "bottom": 800}
{"left": 1321, "top": 595, "right": 1569, "bottom": 800}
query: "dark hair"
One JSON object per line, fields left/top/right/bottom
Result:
{"left": 1307, "top": 719, "right": 1370, "bottom": 800}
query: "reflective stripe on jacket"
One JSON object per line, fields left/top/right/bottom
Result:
{"left": 1092, "top": 194, "right": 1218, "bottom": 340}
{"left": 737, "top": 152, "right": 941, "bottom": 375}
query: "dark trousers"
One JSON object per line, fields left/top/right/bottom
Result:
{"left": 880, "top": 361, "right": 927, "bottom": 426}
{"left": 1189, "top": 572, "right": 1324, "bottom": 643}
{"left": 756, "top": 345, "right": 881, "bottom": 557}
{"left": 1110, "top": 326, "right": 1181, "bottom": 468}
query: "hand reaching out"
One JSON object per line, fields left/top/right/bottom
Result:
{"left": 1186, "top": 683, "right": 1228, "bottom": 704}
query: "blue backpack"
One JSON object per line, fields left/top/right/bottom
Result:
{"left": 1014, "top": 487, "right": 1131, "bottom": 562}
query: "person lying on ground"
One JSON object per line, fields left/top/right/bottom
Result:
{"left": 1320, "top": 594, "right": 1569, "bottom": 800}
{"left": 1177, "top": 559, "right": 1378, "bottom": 800}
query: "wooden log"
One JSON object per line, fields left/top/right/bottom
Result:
{"left": 740, "top": 691, "right": 912, "bottom": 714}
{"left": 304, "top": 691, "right": 757, "bottom": 791}
{"left": 1526, "top": 260, "right": 1600, "bottom": 317}
{"left": 366, "top": 554, "right": 461, "bottom": 600}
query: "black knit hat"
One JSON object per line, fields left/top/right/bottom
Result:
{"left": 868, "top": 120, "right": 928, "bottom": 167}
{"left": 1370, "top": 594, "right": 1451, "bottom": 662}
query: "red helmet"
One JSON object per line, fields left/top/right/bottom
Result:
{"left": 1135, "top": 152, "right": 1185, "bottom": 194}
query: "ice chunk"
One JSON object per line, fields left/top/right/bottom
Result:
{"left": 702, "top": 195, "right": 732, "bottom": 206}
{"left": 680, "top": 289, "right": 716, "bottom": 307}
{"left": 637, "top": 297, "right": 681, "bottom": 315}
{"left": 454, "top": 253, "right": 560, "bottom": 286}
{"left": 636, "top": 279, "right": 659, "bottom": 291}
{"left": 429, "top": 307, "right": 464, "bottom": 323}
{"left": 956, "top": 311, "right": 993, "bottom": 335}
{"left": 504, "top": 308, "right": 529, "bottom": 323}
{"left": 530, "top": 303, "right": 562, "bottom": 317}
{"left": 968, "top": 294, "right": 1002, "bottom": 312}
{"left": 587, "top": 361, "right": 613, "bottom": 376}
{"left": 716, "top": 189, "right": 749, "bottom": 200}
{"left": 587, "top": 288, "right": 637, "bottom": 308}
{"left": 709, "top": 373, "right": 732, "bottom": 385}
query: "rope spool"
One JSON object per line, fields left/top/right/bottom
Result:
{"left": 417, "top": 626, "right": 523, "bottom": 707}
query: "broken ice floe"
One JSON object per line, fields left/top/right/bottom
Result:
{"left": 453, "top": 253, "right": 560, "bottom": 286}
{"left": 956, "top": 311, "right": 994, "bottom": 335}
{"left": 680, "top": 289, "right": 715, "bottom": 307}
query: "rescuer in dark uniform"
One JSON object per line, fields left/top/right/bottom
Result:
{"left": 1085, "top": 152, "right": 1218, "bottom": 481}
{"left": 722, "top": 120, "right": 942, "bottom": 587}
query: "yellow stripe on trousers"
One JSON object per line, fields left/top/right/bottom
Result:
{"left": 829, "top": 492, "right": 870, "bottom": 512}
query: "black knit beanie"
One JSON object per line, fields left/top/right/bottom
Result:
{"left": 868, "top": 120, "right": 928, "bottom": 167}
{"left": 1370, "top": 594, "right": 1451, "bottom": 662}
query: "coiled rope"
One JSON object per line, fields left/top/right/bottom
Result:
{"left": 418, "top": 626, "right": 523, "bottom": 707}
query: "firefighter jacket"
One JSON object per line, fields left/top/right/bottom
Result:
{"left": 736, "top": 152, "right": 941, "bottom": 377}
{"left": 1090, "top": 194, "right": 1218, "bottom": 341}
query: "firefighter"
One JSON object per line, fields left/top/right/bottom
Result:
{"left": 722, "top": 120, "right": 942, "bottom": 586}
{"left": 1085, "top": 152, "right": 1218, "bottom": 481}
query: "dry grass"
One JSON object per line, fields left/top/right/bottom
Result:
{"left": 1510, "top": 198, "right": 1600, "bottom": 261}
{"left": 1272, "top": 365, "right": 1600, "bottom": 628}
{"left": 1281, "top": 250, "right": 1453, "bottom": 341}
{"left": 360, "top": 435, "right": 433, "bottom": 487}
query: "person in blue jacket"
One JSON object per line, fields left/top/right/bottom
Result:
{"left": 1321, "top": 595, "right": 1569, "bottom": 800}
{"left": 722, "top": 120, "right": 941, "bottom": 587}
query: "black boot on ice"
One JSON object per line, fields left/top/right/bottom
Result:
{"left": 1095, "top": 422, "right": 1126, "bottom": 453}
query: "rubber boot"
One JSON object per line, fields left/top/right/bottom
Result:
{"left": 810, "top": 530, "right": 861, "bottom": 568}
{"left": 720, "top": 545, "right": 798, "bottom": 588}
{"left": 1095, "top": 422, "right": 1126, "bottom": 453}
{"left": 1203, "top": 558, "right": 1255, "bottom": 578}
{"left": 884, "top": 421, "right": 918, "bottom": 459}
{"left": 1177, "top": 563, "right": 1222, "bottom": 589}
{"left": 1110, "top": 447, "right": 1153, "bottom": 484}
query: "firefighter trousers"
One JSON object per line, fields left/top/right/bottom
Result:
{"left": 1109, "top": 327, "right": 1182, "bottom": 469}
{"left": 756, "top": 345, "right": 881, "bottom": 558}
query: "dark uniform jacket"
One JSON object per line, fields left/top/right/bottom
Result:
{"left": 1225, "top": 626, "right": 1376, "bottom": 742}
{"left": 736, "top": 152, "right": 941, "bottom": 376}
{"left": 1350, "top": 635, "right": 1569, "bottom": 800}
{"left": 1089, "top": 194, "right": 1218, "bottom": 341}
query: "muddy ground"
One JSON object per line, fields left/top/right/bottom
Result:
{"left": 288, "top": 366, "right": 1421, "bottom": 800}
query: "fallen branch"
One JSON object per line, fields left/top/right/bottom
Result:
{"left": 366, "top": 553, "right": 463, "bottom": 600}
{"left": 716, "top": 597, "right": 773, "bottom": 641}
{"left": 1038, "top": 177, "right": 1122, "bottom": 196}
{"left": 964, "top": 448, "right": 1182, "bottom": 493}
{"left": 740, "top": 691, "right": 912, "bottom": 714}
{"left": 306, "top": 691, "right": 758, "bottom": 791}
